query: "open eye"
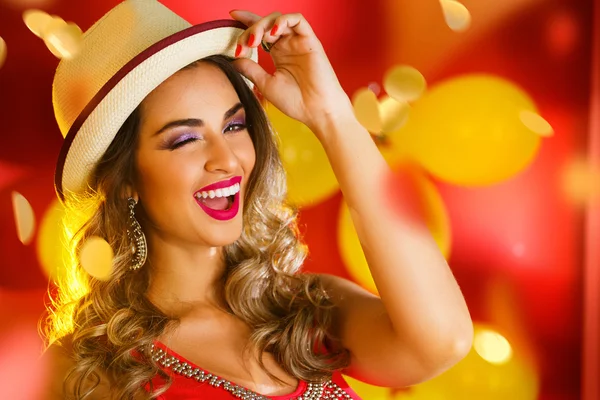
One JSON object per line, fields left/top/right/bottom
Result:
{"left": 224, "top": 122, "right": 247, "bottom": 133}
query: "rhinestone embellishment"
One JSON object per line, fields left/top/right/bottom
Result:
{"left": 149, "top": 344, "right": 353, "bottom": 399}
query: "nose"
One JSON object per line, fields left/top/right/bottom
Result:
{"left": 204, "top": 134, "right": 239, "bottom": 174}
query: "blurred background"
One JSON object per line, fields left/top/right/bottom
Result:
{"left": 0, "top": 0, "right": 598, "bottom": 399}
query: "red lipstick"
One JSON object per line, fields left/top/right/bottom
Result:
{"left": 194, "top": 176, "right": 242, "bottom": 221}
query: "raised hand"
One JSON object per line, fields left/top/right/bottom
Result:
{"left": 229, "top": 10, "right": 353, "bottom": 135}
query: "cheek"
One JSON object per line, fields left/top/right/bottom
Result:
{"left": 235, "top": 135, "right": 256, "bottom": 174}
{"left": 135, "top": 151, "right": 198, "bottom": 211}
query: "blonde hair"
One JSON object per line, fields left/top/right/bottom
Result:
{"left": 43, "top": 55, "right": 349, "bottom": 399}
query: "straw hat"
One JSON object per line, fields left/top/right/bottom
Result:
{"left": 53, "top": 0, "right": 257, "bottom": 202}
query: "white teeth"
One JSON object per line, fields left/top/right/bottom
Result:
{"left": 196, "top": 182, "right": 241, "bottom": 200}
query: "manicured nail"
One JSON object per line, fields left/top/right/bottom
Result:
{"left": 270, "top": 24, "right": 279, "bottom": 36}
{"left": 248, "top": 34, "right": 255, "bottom": 47}
{"left": 235, "top": 44, "right": 242, "bottom": 57}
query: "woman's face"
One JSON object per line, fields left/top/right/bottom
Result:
{"left": 134, "top": 62, "right": 256, "bottom": 249}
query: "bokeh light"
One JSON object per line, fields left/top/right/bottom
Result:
{"left": 37, "top": 199, "right": 69, "bottom": 283}
{"left": 11, "top": 191, "right": 35, "bottom": 245}
{"left": 23, "top": 10, "right": 83, "bottom": 59}
{"left": 519, "top": 110, "right": 554, "bottom": 137}
{"left": 0, "top": 36, "right": 6, "bottom": 69}
{"left": 23, "top": 9, "right": 54, "bottom": 37}
{"left": 383, "top": 65, "right": 427, "bottom": 103}
{"left": 44, "top": 22, "right": 83, "bottom": 59}
{"left": 79, "top": 236, "right": 114, "bottom": 280}
{"left": 380, "top": 95, "right": 410, "bottom": 133}
{"left": 561, "top": 157, "right": 600, "bottom": 205}
{"left": 352, "top": 87, "right": 382, "bottom": 133}
{"left": 440, "top": 0, "right": 472, "bottom": 32}
{"left": 474, "top": 328, "right": 514, "bottom": 365}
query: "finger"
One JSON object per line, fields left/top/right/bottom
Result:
{"left": 232, "top": 58, "right": 271, "bottom": 93}
{"left": 234, "top": 11, "right": 281, "bottom": 57}
{"left": 268, "top": 13, "right": 315, "bottom": 39}
{"left": 228, "top": 10, "right": 261, "bottom": 28}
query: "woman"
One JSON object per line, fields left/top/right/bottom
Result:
{"left": 43, "top": 0, "right": 473, "bottom": 399}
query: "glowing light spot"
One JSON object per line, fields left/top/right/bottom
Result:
{"left": 519, "top": 110, "right": 554, "bottom": 137}
{"left": 0, "top": 37, "right": 6, "bottom": 70}
{"left": 383, "top": 65, "right": 427, "bottom": 103}
{"left": 440, "top": 0, "right": 472, "bottom": 32}
{"left": 380, "top": 95, "right": 410, "bottom": 133}
{"left": 352, "top": 87, "right": 382, "bottom": 133}
{"left": 44, "top": 21, "right": 83, "bottom": 59}
{"left": 474, "top": 328, "right": 513, "bottom": 365}
{"left": 22, "top": 9, "right": 54, "bottom": 37}
{"left": 79, "top": 236, "right": 114, "bottom": 280}
{"left": 561, "top": 158, "right": 600, "bottom": 205}
{"left": 23, "top": 11, "right": 83, "bottom": 59}
{"left": 36, "top": 200, "right": 70, "bottom": 283}
{"left": 11, "top": 191, "right": 35, "bottom": 245}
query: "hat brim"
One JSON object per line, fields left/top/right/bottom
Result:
{"left": 55, "top": 19, "right": 256, "bottom": 202}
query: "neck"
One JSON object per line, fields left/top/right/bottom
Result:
{"left": 144, "top": 234, "right": 229, "bottom": 317}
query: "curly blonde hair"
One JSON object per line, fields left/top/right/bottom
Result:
{"left": 42, "top": 55, "right": 349, "bottom": 399}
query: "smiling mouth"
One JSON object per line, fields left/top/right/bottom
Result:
{"left": 193, "top": 181, "right": 240, "bottom": 213}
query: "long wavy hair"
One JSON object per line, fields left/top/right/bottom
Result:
{"left": 42, "top": 54, "right": 349, "bottom": 399}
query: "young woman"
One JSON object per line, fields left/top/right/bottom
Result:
{"left": 42, "top": 1, "right": 473, "bottom": 398}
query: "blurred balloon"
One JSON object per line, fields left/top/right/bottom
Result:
{"left": 383, "top": 65, "right": 427, "bottom": 103}
{"left": 440, "top": 0, "right": 472, "bottom": 32}
{"left": 265, "top": 103, "right": 338, "bottom": 206}
{"left": 37, "top": 199, "right": 69, "bottom": 283}
{"left": 338, "top": 164, "right": 451, "bottom": 294}
{"left": 0, "top": 324, "right": 49, "bottom": 399}
{"left": 402, "top": 323, "right": 539, "bottom": 400}
{"left": 385, "top": 75, "right": 542, "bottom": 186}
{"left": 344, "top": 375, "right": 393, "bottom": 399}
{"left": 0, "top": 36, "right": 6, "bottom": 69}
{"left": 11, "top": 191, "right": 35, "bottom": 245}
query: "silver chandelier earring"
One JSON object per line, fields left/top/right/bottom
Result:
{"left": 127, "top": 197, "right": 147, "bottom": 270}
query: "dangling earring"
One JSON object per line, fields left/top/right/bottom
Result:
{"left": 127, "top": 197, "right": 147, "bottom": 270}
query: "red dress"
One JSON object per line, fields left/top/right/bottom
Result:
{"left": 147, "top": 341, "right": 361, "bottom": 399}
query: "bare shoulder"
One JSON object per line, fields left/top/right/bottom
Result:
{"left": 40, "top": 335, "right": 113, "bottom": 400}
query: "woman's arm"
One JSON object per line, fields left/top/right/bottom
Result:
{"left": 314, "top": 111, "right": 473, "bottom": 387}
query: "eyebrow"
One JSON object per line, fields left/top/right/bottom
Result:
{"left": 153, "top": 102, "right": 244, "bottom": 136}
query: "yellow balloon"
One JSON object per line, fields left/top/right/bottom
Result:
{"left": 384, "top": 75, "right": 542, "bottom": 186}
{"left": 36, "top": 199, "right": 70, "bottom": 283}
{"left": 264, "top": 103, "right": 338, "bottom": 206}
{"left": 338, "top": 166, "right": 451, "bottom": 294}
{"left": 344, "top": 376, "right": 393, "bottom": 399}
{"left": 402, "top": 323, "right": 539, "bottom": 400}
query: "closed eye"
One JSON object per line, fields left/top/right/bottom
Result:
{"left": 169, "top": 136, "right": 199, "bottom": 150}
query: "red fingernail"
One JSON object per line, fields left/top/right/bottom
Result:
{"left": 235, "top": 44, "right": 241, "bottom": 57}
{"left": 270, "top": 24, "right": 278, "bottom": 36}
{"left": 248, "top": 34, "right": 255, "bottom": 46}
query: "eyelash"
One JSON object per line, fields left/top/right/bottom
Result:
{"left": 169, "top": 123, "right": 247, "bottom": 150}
